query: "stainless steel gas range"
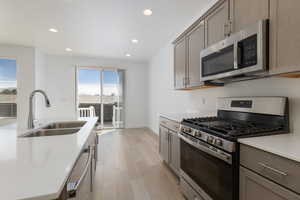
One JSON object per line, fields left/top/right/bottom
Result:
{"left": 179, "top": 97, "right": 289, "bottom": 200}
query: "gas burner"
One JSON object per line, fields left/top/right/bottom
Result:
{"left": 182, "top": 117, "right": 285, "bottom": 139}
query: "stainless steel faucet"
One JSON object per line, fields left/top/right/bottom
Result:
{"left": 28, "top": 90, "right": 51, "bottom": 129}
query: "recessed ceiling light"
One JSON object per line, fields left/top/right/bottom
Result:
{"left": 143, "top": 9, "right": 153, "bottom": 16}
{"left": 49, "top": 28, "right": 58, "bottom": 33}
{"left": 125, "top": 53, "right": 131, "bottom": 57}
{"left": 65, "top": 48, "right": 72, "bottom": 52}
{"left": 131, "top": 39, "right": 139, "bottom": 44}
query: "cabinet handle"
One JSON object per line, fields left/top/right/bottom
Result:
{"left": 67, "top": 146, "right": 93, "bottom": 198}
{"left": 224, "top": 22, "right": 230, "bottom": 37}
{"left": 228, "top": 20, "right": 233, "bottom": 35}
{"left": 183, "top": 77, "right": 185, "bottom": 86}
{"left": 223, "top": 23, "right": 227, "bottom": 37}
{"left": 258, "top": 162, "right": 288, "bottom": 177}
{"left": 186, "top": 77, "right": 190, "bottom": 85}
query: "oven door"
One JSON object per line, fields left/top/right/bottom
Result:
{"left": 179, "top": 133, "right": 236, "bottom": 200}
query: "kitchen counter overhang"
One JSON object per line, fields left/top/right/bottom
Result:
{"left": 0, "top": 117, "right": 98, "bottom": 200}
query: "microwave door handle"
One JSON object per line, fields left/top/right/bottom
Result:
{"left": 224, "top": 22, "right": 229, "bottom": 37}
{"left": 233, "top": 42, "right": 238, "bottom": 69}
{"left": 237, "top": 43, "right": 243, "bottom": 68}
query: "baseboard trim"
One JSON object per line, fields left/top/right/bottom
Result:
{"left": 143, "top": 127, "right": 159, "bottom": 140}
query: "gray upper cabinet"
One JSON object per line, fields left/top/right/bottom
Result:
{"left": 173, "top": 0, "right": 300, "bottom": 87}
{"left": 205, "top": 0, "right": 230, "bottom": 47}
{"left": 240, "top": 166, "right": 300, "bottom": 200}
{"left": 186, "top": 21, "right": 205, "bottom": 88}
{"left": 174, "top": 37, "right": 186, "bottom": 89}
{"left": 169, "top": 130, "right": 180, "bottom": 175}
{"left": 173, "top": 0, "right": 230, "bottom": 90}
{"left": 269, "top": 0, "right": 300, "bottom": 75}
{"left": 230, "top": 0, "right": 269, "bottom": 33}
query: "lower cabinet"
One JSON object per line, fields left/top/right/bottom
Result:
{"left": 159, "top": 126, "right": 170, "bottom": 163}
{"left": 240, "top": 166, "right": 300, "bottom": 200}
{"left": 169, "top": 130, "right": 180, "bottom": 175}
{"left": 240, "top": 144, "right": 300, "bottom": 200}
{"left": 159, "top": 117, "right": 180, "bottom": 176}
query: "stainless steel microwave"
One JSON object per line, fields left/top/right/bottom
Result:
{"left": 200, "top": 19, "right": 268, "bottom": 82}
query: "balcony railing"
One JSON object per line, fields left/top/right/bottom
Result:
{"left": 0, "top": 103, "right": 17, "bottom": 117}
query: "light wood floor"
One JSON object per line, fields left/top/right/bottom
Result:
{"left": 93, "top": 128, "right": 185, "bottom": 200}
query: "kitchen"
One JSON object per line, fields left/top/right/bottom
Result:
{"left": 1, "top": 0, "right": 300, "bottom": 200}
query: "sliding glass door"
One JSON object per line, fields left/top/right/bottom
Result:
{"left": 77, "top": 67, "right": 124, "bottom": 129}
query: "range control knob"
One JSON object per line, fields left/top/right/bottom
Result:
{"left": 194, "top": 131, "right": 202, "bottom": 138}
{"left": 207, "top": 136, "right": 214, "bottom": 144}
{"left": 182, "top": 127, "right": 192, "bottom": 133}
{"left": 214, "top": 139, "right": 223, "bottom": 147}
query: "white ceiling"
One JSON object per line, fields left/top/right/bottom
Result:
{"left": 0, "top": 0, "right": 212, "bottom": 62}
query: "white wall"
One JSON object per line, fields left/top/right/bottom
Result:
{"left": 0, "top": 44, "right": 36, "bottom": 132}
{"left": 37, "top": 55, "right": 148, "bottom": 128}
{"left": 147, "top": 43, "right": 300, "bottom": 134}
{"left": 35, "top": 49, "right": 47, "bottom": 120}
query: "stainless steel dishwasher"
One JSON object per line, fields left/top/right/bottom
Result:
{"left": 58, "top": 145, "right": 94, "bottom": 200}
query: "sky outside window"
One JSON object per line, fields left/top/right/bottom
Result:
{"left": 0, "top": 59, "right": 17, "bottom": 90}
{"left": 78, "top": 69, "right": 119, "bottom": 96}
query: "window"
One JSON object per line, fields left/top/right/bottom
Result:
{"left": 0, "top": 59, "right": 17, "bottom": 119}
{"left": 77, "top": 67, "right": 125, "bottom": 129}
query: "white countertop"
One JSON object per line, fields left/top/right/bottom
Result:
{"left": 0, "top": 117, "right": 98, "bottom": 200}
{"left": 159, "top": 110, "right": 216, "bottom": 123}
{"left": 238, "top": 133, "right": 300, "bottom": 163}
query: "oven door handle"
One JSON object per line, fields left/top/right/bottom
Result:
{"left": 179, "top": 133, "right": 232, "bottom": 164}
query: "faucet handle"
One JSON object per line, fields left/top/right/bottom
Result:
{"left": 33, "top": 120, "right": 41, "bottom": 128}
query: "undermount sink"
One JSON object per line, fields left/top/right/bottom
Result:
{"left": 19, "top": 121, "right": 87, "bottom": 138}
{"left": 21, "top": 128, "right": 81, "bottom": 138}
{"left": 42, "top": 121, "right": 86, "bottom": 129}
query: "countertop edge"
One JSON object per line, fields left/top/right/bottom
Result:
{"left": 238, "top": 135, "right": 300, "bottom": 164}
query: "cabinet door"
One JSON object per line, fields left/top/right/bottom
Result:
{"left": 240, "top": 166, "right": 300, "bottom": 200}
{"left": 169, "top": 130, "right": 180, "bottom": 175}
{"left": 186, "top": 21, "right": 205, "bottom": 88}
{"left": 174, "top": 37, "right": 187, "bottom": 89}
{"left": 159, "top": 126, "right": 169, "bottom": 162}
{"left": 205, "top": 0, "right": 230, "bottom": 47}
{"left": 269, "top": 0, "right": 300, "bottom": 75}
{"left": 230, "top": 0, "right": 269, "bottom": 32}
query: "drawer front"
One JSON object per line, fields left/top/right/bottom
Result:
{"left": 159, "top": 116, "right": 180, "bottom": 132}
{"left": 240, "top": 166, "right": 300, "bottom": 200}
{"left": 240, "top": 144, "right": 300, "bottom": 194}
